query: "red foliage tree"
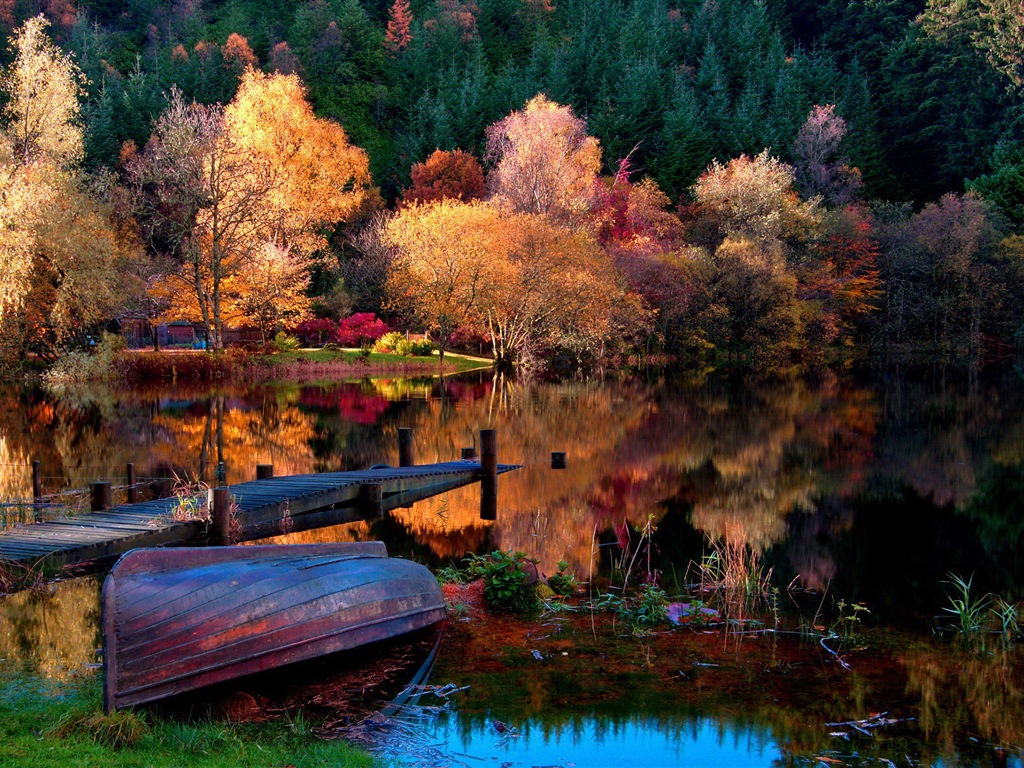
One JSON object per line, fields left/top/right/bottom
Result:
{"left": 384, "top": 0, "right": 413, "bottom": 52}
{"left": 402, "top": 149, "right": 487, "bottom": 205}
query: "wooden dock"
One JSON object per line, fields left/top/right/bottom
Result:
{"left": 0, "top": 461, "right": 518, "bottom": 569}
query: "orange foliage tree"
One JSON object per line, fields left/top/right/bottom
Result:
{"left": 402, "top": 149, "right": 487, "bottom": 205}
{"left": 131, "top": 70, "right": 373, "bottom": 349}
{"left": 384, "top": 0, "right": 413, "bottom": 52}
{"left": 485, "top": 94, "right": 601, "bottom": 221}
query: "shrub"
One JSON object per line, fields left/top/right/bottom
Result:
{"left": 273, "top": 331, "right": 301, "bottom": 352}
{"left": 372, "top": 331, "right": 406, "bottom": 353}
{"left": 336, "top": 313, "right": 390, "bottom": 347}
{"left": 467, "top": 550, "right": 539, "bottom": 614}
{"left": 409, "top": 339, "right": 436, "bottom": 357}
{"left": 617, "top": 576, "right": 669, "bottom": 629}
{"left": 292, "top": 318, "right": 337, "bottom": 347}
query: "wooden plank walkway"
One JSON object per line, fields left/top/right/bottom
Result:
{"left": 0, "top": 461, "right": 518, "bottom": 568}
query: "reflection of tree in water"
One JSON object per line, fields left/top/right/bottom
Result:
{"left": 904, "top": 644, "right": 1024, "bottom": 753}
{"left": 0, "top": 577, "right": 102, "bottom": 680}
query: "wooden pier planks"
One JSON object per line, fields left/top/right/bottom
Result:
{"left": 0, "top": 462, "right": 518, "bottom": 568}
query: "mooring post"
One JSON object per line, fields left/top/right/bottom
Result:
{"left": 398, "top": 428, "right": 415, "bottom": 467}
{"left": 256, "top": 464, "right": 274, "bottom": 480}
{"left": 216, "top": 461, "right": 227, "bottom": 484}
{"left": 551, "top": 451, "right": 567, "bottom": 470}
{"left": 358, "top": 482, "right": 383, "bottom": 517}
{"left": 126, "top": 463, "right": 137, "bottom": 504}
{"left": 91, "top": 481, "right": 113, "bottom": 512}
{"left": 462, "top": 446, "right": 477, "bottom": 460}
{"left": 212, "top": 486, "right": 232, "bottom": 545}
{"left": 480, "top": 429, "right": 497, "bottom": 521}
{"left": 32, "top": 460, "right": 42, "bottom": 501}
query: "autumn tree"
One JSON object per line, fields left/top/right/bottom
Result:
{"left": 402, "top": 149, "right": 487, "bottom": 205}
{"left": 131, "top": 70, "right": 373, "bottom": 350}
{"left": 384, "top": 200, "right": 502, "bottom": 359}
{"left": 690, "top": 151, "right": 820, "bottom": 246}
{"left": 791, "top": 105, "right": 862, "bottom": 207}
{"left": 0, "top": 17, "right": 133, "bottom": 361}
{"left": 384, "top": 0, "right": 413, "bottom": 52}
{"left": 224, "top": 242, "right": 312, "bottom": 342}
{"left": 485, "top": 94, "right": 601, "bottom": 220}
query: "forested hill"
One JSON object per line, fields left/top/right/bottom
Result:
{"left": 11, "top": 0, "right": 1023, "bottom": 206}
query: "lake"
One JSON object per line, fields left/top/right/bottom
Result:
{"left": 1, "top": 361, "right": 1022, "bottom": 766}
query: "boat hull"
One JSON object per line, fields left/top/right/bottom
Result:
{"left": 102, "top": 542, "right": 445, "bottom": 711}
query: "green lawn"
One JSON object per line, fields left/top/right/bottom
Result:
{"left": 0, "top": 675, "right": 378, "bottom": 768}
{"left": 262, "top": 347, "right": 492, "bottom": 373}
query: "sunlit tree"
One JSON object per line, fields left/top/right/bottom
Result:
{"left": 403, "top": 149, "right": 487, "bottom": 205}
{"left": 132, "top": 71, "right": 373, "bottom": 349}
{"left": 224, "top": 242, "right": 312, "bottom": 343}
{"left": 485, "top": 94, "right": 601, "bottom": 220}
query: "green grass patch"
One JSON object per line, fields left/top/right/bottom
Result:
{"left": 0, "top": 675, "right": 378, "bottom": 768}
{"left": 262, "top": 348, "right": 491, "bottom": 373}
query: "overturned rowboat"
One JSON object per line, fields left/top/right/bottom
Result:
{"left": 102, "top": 542, "right": 445, "bottom": 712}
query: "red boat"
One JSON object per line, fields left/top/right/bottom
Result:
{"left": 102, "top": 542, "right": 445, "bottom": 712}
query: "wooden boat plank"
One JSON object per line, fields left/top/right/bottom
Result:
{"left": 118, "top": 596, "right": 445, "bottom": 698}
{"left": 120, "top": 565, "right": 425, "bottom": 658}
{"left": 104, "top": 543, "right": 443, "bottom": 711}
{"left": 119, "top": 552, "right": 398, "bottom": 638}
{"left": 120, "top": 577, "right": 437, "bottom": 678}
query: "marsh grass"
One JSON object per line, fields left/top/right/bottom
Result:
{"left": 693, "top": 538, "right": 774, "bottom": 624}
{"left": 0, "top": 675, "right": 377, "bottom": 768}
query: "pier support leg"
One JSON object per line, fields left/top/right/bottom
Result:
{"left": 480, "top": 429, "right": 497, "bottom": 521}
{"left": 91, "top": 482, "right": 113, "bottom": 512}
{"left": 398, "top": 428, "right": 415, "bottom": 467}
{"left": 127, "top": 463, "right": 137, "bottom": 504}
{"left": 32, "top": 461, "right": 41, "bottom": 501}
{"left": 212, "top": 487, "right": 232, "bottom": 545}
{"left": 358, "top": 482, "right": 383, "bottom": 518}
{"left": 256, "top": 464, "right": 274, "bottom": 480}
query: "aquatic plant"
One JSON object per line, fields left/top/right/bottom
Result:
{"left": 616, "top": 575, "right": 669, "bottom": 631}
{"left": 831, "top": 599, "right": 870, "bottom": 645}
{"left": 467, "top": 550, "right": 539, "bottom": 614}
{"left": 942, "top": 573, "right": 990, "bottom": 637}
{"left": 547, "top": 560, "right": 578, "bottom": 597}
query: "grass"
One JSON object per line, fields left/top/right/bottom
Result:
{"left": 261, "top": 347, "right": 491, "bottom": 373}
{"left": 0, "top": 675, "right": 379, "bottom": 768}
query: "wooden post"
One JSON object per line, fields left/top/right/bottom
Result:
{"left": 216, "top": 461, "right": 227, "bottom": 485}
{"left": 212, "top": 487, "right": 232, "bottom": 545}
{"left": 551, "top": 451, "right": 567, "bottom": 470}
{"left": 32, "top": 461, "right": 42, "bottom": 501}
{"left": 358, "top": 482, "right": 383, "bottom": 517}
{"left": 398, "top": 428, "right": 414, "bottom": 467}
{"left": 462, "top": 447, "right": 477, "bottom": 461}
{"left": 126, "top": 463, "right": 137, "bottom": 504}
{"left": 256, "top": 464, "right": 274, "bottom": 480}
{"left": 91, "top": 481, "right": 113, "bottom": 512}
{"left": 480, "top": 429, "right": 497, "bottom": 521}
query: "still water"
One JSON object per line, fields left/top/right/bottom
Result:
{"left": 1, "top": 363, "right": 1023, "bottom": 766}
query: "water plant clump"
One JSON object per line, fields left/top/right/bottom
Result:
{"left": 547, "top": 560, "right": 578, "bottom": 597}
{"left": 941, "top": 573, "right": 1022, "bottom": 649}
{"left": 466, "top": 550, "right": 540, "bottom": 615}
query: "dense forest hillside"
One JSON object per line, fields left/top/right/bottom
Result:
{"left": 4, "top": 0, "right": 1017, "bottom": 203}
{"left": 0, "top": 0, "right": 1021, "bottom": 372}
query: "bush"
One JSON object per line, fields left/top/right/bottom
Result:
{"left": 336, "top": 313, "right": 390, "bottom": 347}
{"left": 292, "top": 318, "right": 337, "bottom": 347}
{"left": 273, "top": 332, "right": 301, "bottom": 352}
{"left": 467, "top": 550, "right": 540, "bottom": 614}
{"left": 372, "top": 331, "right": 406, "bottom": 353}
{"left": 409, "top": 340, "right": 436, "bottom": 356}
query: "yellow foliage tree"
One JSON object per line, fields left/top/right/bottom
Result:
{"left": 385, "top": 200, "right": 506, "bottom": 359}
{"left": 224, "top": 242, "right": 312, "bottom": 342}
{"left": 134, "top": 70, "right": 373, "bottom": 349}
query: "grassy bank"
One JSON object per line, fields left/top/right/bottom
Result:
{"left": 0, "top": 674, "right": 378, "bottom": 768}
{"left": 111, "top": 347, "right": 492, "bottom": 384}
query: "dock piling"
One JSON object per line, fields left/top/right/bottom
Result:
{"left": 480, "top": 429, "right": 497, "bottom": 521}
{"left": 91, "top": 482, "right": 113, "bottom": 512}
{"left": 256, "top": 464, "right": 274, "bottom": 480}
{"left": 127, "top": 463, "right": 137, "bottom": 504}
{"left": 212, "top": 487, "right": 232, "bottom": 545}
{"left": 551, "top": 451, "right": 567, "bottom": 470}
{"left": 398, "top": 428, "right": 415, "bottom": 467}
{"left": 32, "top": 461, "right": 41, "bottom": 501}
